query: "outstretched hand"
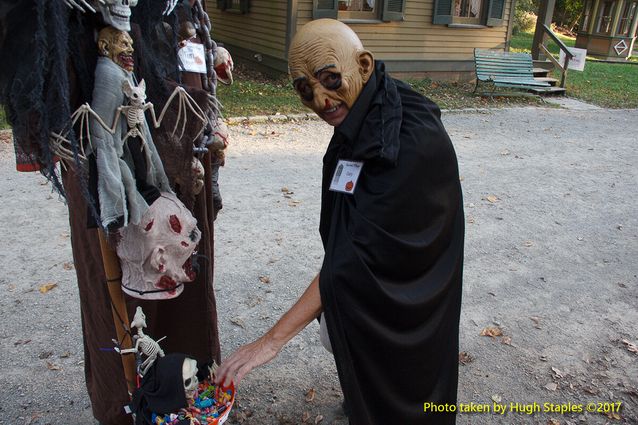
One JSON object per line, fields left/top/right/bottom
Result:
{"left": 214, "top": 334, "right": 283, "bottom": 387}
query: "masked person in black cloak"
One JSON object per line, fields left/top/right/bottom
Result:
{"left": 215, "top": 19, "right": 465, "bottom": 425}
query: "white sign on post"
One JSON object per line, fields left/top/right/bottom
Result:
{"left": 559, "top": 47, "right": 587, "bottom": 72}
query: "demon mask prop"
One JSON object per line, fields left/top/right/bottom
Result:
{"left": 97, "top": 26, "right": 134, "bottom": 72}
{"left": 288, "top": 19, "right": 374, "bottom": 127}
{"left": 116, "top": 192, "right": 202, "bottom": 300}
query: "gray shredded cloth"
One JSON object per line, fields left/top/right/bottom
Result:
{"left": 89, "top": 57, "right": 172, "bottom": 228}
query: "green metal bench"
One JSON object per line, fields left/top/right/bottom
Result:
{"left": 474, "top": 49, "right": 551, "bottom": 96}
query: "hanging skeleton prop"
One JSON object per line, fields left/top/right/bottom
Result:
{"left": 1, "top": 2, "right": 224, "bottom": 423}
{"left": 50, "top": 26, "right": 208, "bottom": 229}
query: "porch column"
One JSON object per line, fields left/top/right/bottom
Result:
{"left": 611, "top": 0, "right": 625, "bottom": 35}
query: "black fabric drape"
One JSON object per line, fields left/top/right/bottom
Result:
{"left": 318, "top": 61, "right": 464, "bottom": 425}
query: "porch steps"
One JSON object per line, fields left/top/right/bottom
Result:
{"left": 531, "top": 61, "right": 565, "bottom": 95}
{"left": 529, "top": 86, "right": 567, "bottom": 95}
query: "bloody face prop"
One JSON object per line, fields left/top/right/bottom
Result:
{"left": 288, "top": 19, "right": 374, "bottom": 127}
{"left": 116, "top": 193, "right": 202, "bottom": 300}
{"left": 97, "top": 27, "right": 135, "bottom": 72}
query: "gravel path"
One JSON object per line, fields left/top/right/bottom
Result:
{"left": 0, "top": 105, "right": 636, "bottom": 425}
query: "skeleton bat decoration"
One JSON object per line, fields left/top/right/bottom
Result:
{"left": 50, "top": 80, "right": 208, "bottom": 167}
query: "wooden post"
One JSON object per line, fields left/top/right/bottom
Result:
{"left": 97, "top": 230, "right": 137, "bottom": 395}
{"left": 610, "top": 0, "right": 625, "bottom": 37}
{"left": 532, "top": 0, "right": 557, "bottom": 60}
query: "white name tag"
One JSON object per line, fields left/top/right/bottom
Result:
{"left": 178, "top": 41, "right": 207, "bottom": 74}
{"left": 329, "top": 160, "right": 363, "bottom": 194}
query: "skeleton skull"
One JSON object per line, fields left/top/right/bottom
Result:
{"left": 97, "top": 27, "right": 135, "bottom": 72}
{"left": 116, "top": 192, "right": 202, "bottom": 300}
{"left": 182, "top": 357, "right": 199, "bottom": 400}
{"left": 97, "top": 0, "right": 139, "bottom": 32}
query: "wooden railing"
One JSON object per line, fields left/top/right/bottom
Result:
{"left": 538, "top": 24, "right": 574, "bottom": 88}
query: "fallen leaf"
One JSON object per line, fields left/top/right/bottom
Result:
{"left": 480, "top": 326, "right": 503, "bottom": 337}
{"left": 62, "top": 262, "right": 74, "bottom": 270}
{"left": 501, "top": 336, "right": 512, "bottom": 345}
{"left": 545, "top": 382, "right": 558, "bottom": 391}
{"left": 259, "top": 276, "right": 270, "bottom": 284}
{"left": 288, "top": 200, "right": 302, "bottom": 207}
{"left": 458, "top": 351, "right": 474, "bottom": 365}
{"left": 59, "top": 351, "right": 71, "bottom": 358}
{"left": 486, "top": 195, "right": 499, "bottom": 203}
{"left": 530, "top": 316, "right": 542, "bottom": 329}
{"left": 305, "top": 388, "right": 316, "bottom": 402}
{"left": 491, "top": 394, "right": 502, "bottom": 403}
{"left": 14, "top": 339, "right": 32, "bottom": 346}
{"left": 38, "top": 351, "right": 53, "bottom": 359}
{"left": 314, "top": 415, "right": 323, "bottom": 424}
{"left": 547, "top": 419, "right": 560, "bottom": 425}
{"left": 39, "top": 283, "right": 58, "bottom": 294}
{"left": 500, "top": 149, "right": 511, "bottom": 156}
{"left": 622, "top": 339, "right": 638, "bottom": 354}
{"left": 605, "top": 411, "right": 621, "bottom": 420}
{"left": 46, "top": 361, "right": 61, "bottom": 371}
{"left": 281, "top": 187, "right": 293, "bottom": 195}
{"left": 551, "top": 366, "right": 564, "bottom": 379}
{"left": 302, "top": 411, "right": 310, "bottom": 422}
{"left": 230, "top": 317, "right": 245, "bottom": 328}
{"left": 540, "top": 355, "right": 548, "bottom": 362}
{"left": 467, "top": 216, "right": 475, "bottom": 224}
{"left": 7, "top": 283, "right": 16, "bottom": 292}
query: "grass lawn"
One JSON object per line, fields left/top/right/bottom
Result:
{"left": 217, "top": 65, "right": 544, "bottom": 118}
{"left": 511, "top": 30, "right": 638, "bottom": 108}
{"left": 0, "top": 108, "right": 9, "bottom": 130}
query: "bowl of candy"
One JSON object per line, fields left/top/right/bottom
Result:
{"left": 150, "top": 379, "right": 235, "bottom": 425}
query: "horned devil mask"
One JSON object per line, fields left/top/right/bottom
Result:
{"left": 116, "top": 193, "right": 202, "bottom": 300}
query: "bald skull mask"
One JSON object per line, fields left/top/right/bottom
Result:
{"left": 288, "top": 19, "right": 374, "bottom": 127}
{"left": 116, "top": 193, "right": 201, "bottom": 300}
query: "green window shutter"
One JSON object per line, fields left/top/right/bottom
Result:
{"left": 433, "top": 0, "right": 453, "bottom": 24}
{"left": 313, "top": 0, "right": 338, "bottom": 19}
{"left": 240, "top": 0, "right": 250, "bottom": 13}
{"left": 382, "top": 0, "right": 406, "bottom": 21}
{"left": 486, "top": 0, "right": 505, "bottom": 26}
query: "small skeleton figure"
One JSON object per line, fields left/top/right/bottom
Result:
{"left": 116, "top": 307, "right": 165, "bottom": 376}
{"left": 182, "top": 357, "right": 199, "bottom": 400}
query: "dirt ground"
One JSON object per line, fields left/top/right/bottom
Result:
{"left": 0, "top": 104, "right": 636, "bottom": 425}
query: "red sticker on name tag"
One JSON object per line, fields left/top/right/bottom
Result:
{"left": 329, "top": 160, "right": 363, "bottom": 194}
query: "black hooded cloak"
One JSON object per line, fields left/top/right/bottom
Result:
{"left": 319, "top": 61, "right": 464, "bottom": 425}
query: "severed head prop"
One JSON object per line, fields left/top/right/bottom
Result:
{"left": 97, "top": 0, "right": 139, "bottom": 32}
{"left": 214, "top": 46, "right": 234, "bottom": 85}
{"left": 288, "top": 19, "right": 374, "bottom": 127}
{"left": 116, "top": 192, "right": 202, "bottom": 300}
{"left": 97, "top": 26, "right": 134, "bottom": 72}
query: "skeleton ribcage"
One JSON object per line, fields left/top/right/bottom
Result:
{"left": 126, "top": 108, "right": 145, "bottom": 130}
